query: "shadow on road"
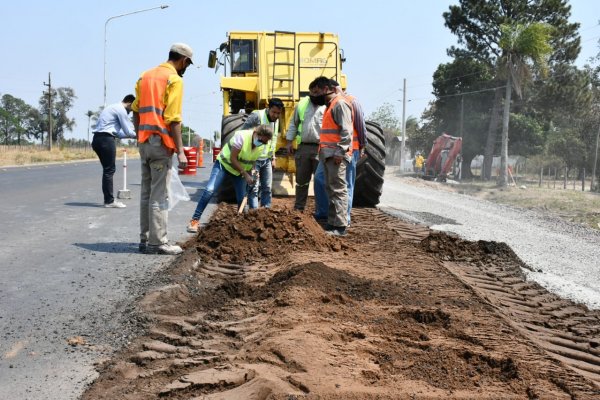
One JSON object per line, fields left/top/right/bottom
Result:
{"left": 74, "top": 242, "right": 141, "bottom": 254}
{"left": 65, "top": 202, "right": 103, "bottom": 208}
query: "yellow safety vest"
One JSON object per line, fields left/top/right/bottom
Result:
{"left": 218, "top": 129, "right": 265, "bottom": 176}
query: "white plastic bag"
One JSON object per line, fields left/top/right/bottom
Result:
{"left": 168, "top": 164, "right": 190, "bottom": 211}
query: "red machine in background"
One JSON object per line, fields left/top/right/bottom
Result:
{"left": 424, "top": 133, "right": 462, "bottom": 181}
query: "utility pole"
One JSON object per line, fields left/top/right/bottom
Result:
{"left": 43, "top": 72, "right": 53, "bottom": 151}
{"left": 459, "top": 94, "right": 464, "bottom": 180}
{"left": 592, "top": 123, "right": 600, "bottom": 192}
{"left": 400, "top": 78, "right": 406, "bottom": 171}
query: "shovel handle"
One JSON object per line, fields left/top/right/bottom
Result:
{"left": 238, "top": 195, "right": 248, "bottom": 214}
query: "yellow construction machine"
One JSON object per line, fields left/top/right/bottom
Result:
{"left": 208, "top": 31, "right": 386, "bottom": 206}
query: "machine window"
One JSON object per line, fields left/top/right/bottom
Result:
{"left": 231, "top": 39, "right": 257, "bottom": 73}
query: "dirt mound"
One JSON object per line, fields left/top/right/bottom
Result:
{"left": 82, "top": 201, "right": 600, "bottom": 399}
{"left": 421, "top": 231, "right": 531, "bottom": 270}
{"left": 194, "top": 205, "right": 348, "bottom": 264}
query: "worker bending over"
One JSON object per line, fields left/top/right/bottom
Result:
{"left": 187, "top": 125, "right": 273, "bottom": 233}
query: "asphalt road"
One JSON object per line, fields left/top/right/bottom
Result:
{"left": 0, "top": 155, "right": 214, "bottom": 400}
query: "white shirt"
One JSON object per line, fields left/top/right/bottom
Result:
{"left": 93, "top": 102, "right": 136, "bottom": 139}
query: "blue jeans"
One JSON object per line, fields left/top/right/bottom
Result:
{"left": 191, "top": 161, "right": 246, "bottom": 220}
{"left": 248, "top": 158, "right": 272, "bottom": 208}
{"left": 314, "top": 150, "right": 359, "bottom": 224}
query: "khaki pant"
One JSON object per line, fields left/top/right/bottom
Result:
{"left": 294, "top": 143, "right": 319, "bottom": 210}
{"left": 139, "top": 135, "right": 173, "bottom": 246}
{"left": 323, "top": 157, "right": 348, "bottom": 228}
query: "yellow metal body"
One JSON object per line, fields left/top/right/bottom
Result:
{"left": 216, "top": 31, "right": 347, "bottom": 195}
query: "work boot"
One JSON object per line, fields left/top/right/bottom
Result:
{"left": 187, "top": 219, "right": 199, "bottom": 233}
{"left": 138, "top": 242, "right": 147, "bottom": 253}
{"left": 146, "top": 243, "right": 183, "bottom": 255}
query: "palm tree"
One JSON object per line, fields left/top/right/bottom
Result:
{"left": 86, "top": 110, "right": 95, "bottom": 147}
{"left": 497, "top": 22, "right": 553, "bottom": 186}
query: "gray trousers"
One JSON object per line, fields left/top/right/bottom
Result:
{"left": 323, "top": 157, "right": 348, "bottom": 228}
{"left": 139, "top": 135, "right": 173, "bottom": 246}
{"left": 294, "top": 143, "right": 319, "bottom": 210}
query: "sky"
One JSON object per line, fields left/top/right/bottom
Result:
{"left": 0, "top": 0, "right": 598, "bottom": 142}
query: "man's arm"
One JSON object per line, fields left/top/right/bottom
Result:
{"left": 170, "top": 121, "right": 187, "bottom": 166}
{"left": 230, "top": 146, "right": 254, "bottom": 185}
{"left": 241, "top": 112, "right": 260, "bottom": 130}
{"left": 285, "top": 106, "right": 301, "bottom": 154}
{"left": 332, "top": 100, "right": 353, "bottom": 158}
{"left": 351, "top": 99, "right": 367, "bottom": 149}
{"left": 116, "top": 106, "right": 136, "bottom": 139}
{"left": 133, "top": 112, "right": 140, "bottom": 140}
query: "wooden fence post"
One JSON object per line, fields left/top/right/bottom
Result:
{"left": 564, "top": 167, "right": 567, "bottom": 189}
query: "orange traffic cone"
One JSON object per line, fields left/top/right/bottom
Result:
{"left": 197, "top": 141, "right": 204, "bottom": 168}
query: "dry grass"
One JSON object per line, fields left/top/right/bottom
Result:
{"left": 455, "top": 179, "right": 600, "bottom": 230}
{"left": 0, "top": 146, "right": 139, "bottom": 167}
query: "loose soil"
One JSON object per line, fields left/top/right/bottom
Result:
{"left": 82, "top": 199, "right": 600, "bottom": 399}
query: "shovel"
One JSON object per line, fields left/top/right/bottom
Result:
{"left": 238, "top": 171, "right": 258, "bottom": 214}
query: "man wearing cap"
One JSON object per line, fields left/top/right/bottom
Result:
{"left": 131, "top": 43, "right": 193, "bottom": 255}
{"left": 91, "top": 94, "right": 136, "bottom": 209}
{"left": 241, "top": 98, "right": 284, "bottom": 208}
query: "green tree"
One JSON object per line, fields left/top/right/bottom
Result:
{"left": 0, "top": 94, "right": 35, "bottom": 145}
{"left": 38, "top": 87, "right": 77, "bottom": 145}
{"left": 498, "top": 22, "right": 552, "bottom": 186}
{"left": 443, "top": 0, "right": 580, "bottom": 180}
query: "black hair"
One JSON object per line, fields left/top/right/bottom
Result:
{"left": 268, "top": 98, "right": 284, "bottom": 109}
{"left": 329, "top": 79, "right": 340, "bottom": 87}
{"left": 168, "top": 51, "right": 186, "bottom": 62}
{"left": 310, "top": 76, "right": 333, "bottom": 90}
{"left": 122, "top": 94, "right": 135, "bottom": 103}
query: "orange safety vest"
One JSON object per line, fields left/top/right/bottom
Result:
{"left": 137, "top": 65, "right": 176, "bottom": 150}
{"left": 319, "top": 95, "right": 353, "bottom": 156}
{"left": 345, "top": 94, "right": 360, "bottom": 151}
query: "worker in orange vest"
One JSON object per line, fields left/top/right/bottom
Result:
{"left": 309, "top": 76, "right": 353, "bottom": 236}
{"left": 132, "top": 43, "right": 193, "bottom": 255}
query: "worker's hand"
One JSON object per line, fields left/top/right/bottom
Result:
{"left": 286, "top": 142, "right": 294, "bottom": 155}
{"left": 271, "top": 157, "right": 276, "bottom": 169}
{"left": 360, "top": 148, "right": 366, "bottom": 159}
{"left": 178, "top": 152, "right": 188, "bottom": 168}
{"left": 243, "top": 172, "right": 254, "bottom": 185}
{"left": 333, "top": 155, "right": 343, "bottom": 165}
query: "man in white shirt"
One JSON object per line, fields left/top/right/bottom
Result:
{"left": 92, "top": 94, "right": 136, "bottom": 208}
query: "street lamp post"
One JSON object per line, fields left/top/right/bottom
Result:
{"left": 103, "top": 5, "right": 169, "bottom": 106}
{"left": 400, "top": 79, "right": 406, "bottom": 171}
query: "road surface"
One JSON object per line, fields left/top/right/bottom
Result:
{"left": 0, "top": 155, "right": 214, "bottom": 399}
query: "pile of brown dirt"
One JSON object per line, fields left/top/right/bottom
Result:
{"left": 82, "top": 200, "right": 600, "bottom": 399}
{"left": 193, "top": 205, "right": 349, "bottom": 264}
{"left": 421, "top": 231, "right": 531, "bottom": 269}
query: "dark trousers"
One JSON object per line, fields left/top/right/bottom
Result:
{"left": 91, "top": 133, "right": 116, "bottom": 204}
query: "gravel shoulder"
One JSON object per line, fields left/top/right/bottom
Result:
{"left": 379, "top": 174, "right": 600, "bottom": 310}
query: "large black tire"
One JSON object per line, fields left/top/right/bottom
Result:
{"left": 217, "top": 114, "right": 247, "bottom": 202}
{"left": 353, "top": 121, "right": 386, "bottom": 207}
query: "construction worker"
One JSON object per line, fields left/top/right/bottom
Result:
{"left": 309, "top": 76, "right": 353, "bottom": 236}
{"left": 186, "top": 125, "right": 273, "bottom": 233}
{"left": 414, "top": 152, "right": 425, "bottom": 174}
{"left": 240, "top": 98, "right": 283, "bottom": 209}
{"left": 91, "top": 94, "right": 137, "bottom": 208}
{"left": 132, "top": 43, "right": 192, "bottom": 255}
{"left": 285, "top": 80, "right": 325, "bottom": 211}
{"left": 314, "top": 79, "right": 367, "bottom": 226}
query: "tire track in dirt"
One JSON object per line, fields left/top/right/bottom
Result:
{"left": 423, "top": 232, "right": 600, "bottom": 386}
{"left": 82, "top": 202, "right": 600, "bottom": 399}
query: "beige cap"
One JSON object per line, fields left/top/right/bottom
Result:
{"left": 170, "top": 43, "right": 194, "bottom": 64}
